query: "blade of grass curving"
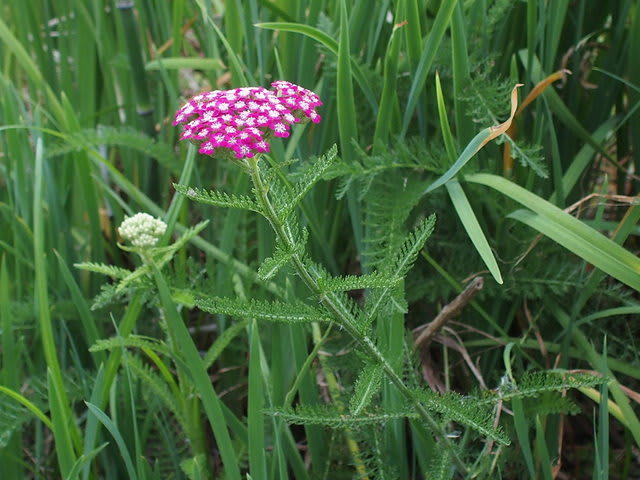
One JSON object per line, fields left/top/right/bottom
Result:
{"left": 0, "top": 385, "right": 53, "bottom": 430}
{"left": 511, "top": 397, "right": 535, "bottom": 477}
{"left": 248, "top": 320, "right": 267, "bottom": 480}
{"left": 152, "top": 265, "right": 241, "bottom": 480}
{"left": 255, "top": 22, "right": 378, "bottom": 111}
{"left": 400, "top": 0, "right": 457, "bottom": 138}
{"left": 435, "top": 74, "right": 502, "bottom": 283}
{"left": 85, "top": 402, "right": 137, "bottom": 480}
{"left": 465, "top": 173, "right": 640, "bottom": 291}
{"left": 425, "top": 84, "right": 522, "bottom": 193}
{"left": 0, "top": 16, "right": 65, "bottom": 123}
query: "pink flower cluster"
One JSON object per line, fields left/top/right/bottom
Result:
{"left": 174, "top": 81, "right": 322, "bottom": 159}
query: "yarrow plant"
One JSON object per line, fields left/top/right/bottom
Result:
{"left": 118, "top": 212, "right": 167, "bottom": 248}
{"left": 173, "top": 81, "right": 322, "bottom": 160}
{"left": 171, "top": 82, "right": 484, "bottom": 474}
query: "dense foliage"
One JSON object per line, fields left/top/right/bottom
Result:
{"left": 1, "top": 1, "right": 639, "bottom": 478}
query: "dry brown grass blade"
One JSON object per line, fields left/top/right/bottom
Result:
{"left": 503, "top": 70, "right": 571, "bottom": 174}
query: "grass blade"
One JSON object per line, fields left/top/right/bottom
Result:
{"left": 465, "top": 173, "right": 640, "bottom": 291}
{"left": 400, "top": 0, "right": 457, "bottom": 137}
{"left": 152, "top": 265, "right": 241, "bottom": 480}
{"left": 248, "top": 320, "right": 267, "bottom": 479}
{"left": 445, "top": 181, "right": 503, "bottom": 284}
{"left": 85, "top": 402, "right": 137, "bottom": 480}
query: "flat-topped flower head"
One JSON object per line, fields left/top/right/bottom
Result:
{"left": 118, "top": 213, "right": 167, "bottom": 248}
{"left": 174, "top": 82, "right": 322, "bottom": 159}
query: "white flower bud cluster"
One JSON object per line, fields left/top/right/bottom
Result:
{"left": 118, "top": 213, "right": 167, "bottom": 248}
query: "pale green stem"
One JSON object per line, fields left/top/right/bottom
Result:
{"left": 246, "top": 156, "right": 466, "bottom": 473}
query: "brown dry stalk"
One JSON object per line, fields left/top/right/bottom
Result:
{"left": 414, "top": 276, "right": 485, "bottom": 350}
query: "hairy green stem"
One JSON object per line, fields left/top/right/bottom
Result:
{"left": 247, "top": 156, "right": 466, "bottom": 473}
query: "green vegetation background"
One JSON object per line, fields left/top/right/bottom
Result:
{"left": 0, "top": 0, "right": 639, "bottom": 478}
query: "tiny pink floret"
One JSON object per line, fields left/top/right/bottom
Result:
{"left": 174, "top": 82, "right": 322, "bottom": 159}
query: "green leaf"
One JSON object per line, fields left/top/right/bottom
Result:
{"left": 390, "top": 214, "right": 436, "bottom": 278}
{"left": 445, "top": 181, "right": 503, "bottom": 284}
{"left": 64, "top": 443, "right": 109, "bottom": 480}
{"left": 268, "top": 404, "right": 416, "bottom": 429}
{"left": 180, "top": 454, "right": 207, "bottom": 480}
{"left": 85, "top": 402, "right": 137, "bottom": 480}
{"left": 73, "top": 262, "right": 131, "bottom": 279}
{"left": 257, "top": 245, "right": 295, "bottom": 280}
{"left": 317, "top": 273, "right": 400, "bottom": 293}
{"left": 247, "top": 321, "right": 267, "bottom": 480}
{"left": 174, "top": 184, "right": 260, "bottom": 212}
{"left": 196, "top": 296, "right": 330, "bottom": 324}
{"left": 280, "top": 144, "right": 338, "bottom": 220}
{"left": 349, "top": 364, "right": 384, "bottom": 415}
{"left": 400, "top": 0, "right": 458, "bottom": 137}
{"left": 465, "top": 173, "right": 640, "bottom": 291}
{"left": 413, "top": 389, "right": 510, "bottom": 446}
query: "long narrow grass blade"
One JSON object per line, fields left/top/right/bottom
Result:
{"left": 465, "top": 173, "right": 640, "bottom": 290}
{"left": 400, "top": 0, "right": 457, "bottom": 137}
{"left": 248, "top": 320, "right": 267, "bottom": 479}
{"left": 152, "top": 267, "right": 241, "bottom": 480}
{"left": 445, "top": 181, "right": 503, "bottom": 284}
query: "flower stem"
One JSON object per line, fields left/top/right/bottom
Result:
{"left": 247, "top": 156, "right": 467, "bottom": 473}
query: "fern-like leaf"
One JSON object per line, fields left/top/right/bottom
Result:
{"left": 89, "top": 335, "right": 173, "bottom": 358}
{"left": 389, "top": 215, "right": 436, "bottom": 279}
{"left": 74, "top": 262, "right": 131, "bottom": 279}
{"left": 318, "top": 272, "right": 400, "bottom": 293}
{"left": 484, "top": 370, "right": 606, "bottom": 404}
{"left": 195, "top": 296, "right": 330, "bottom": 324}
{"left": 413, "top": 388, "right": 510, "bottom": 446}
{"left": 257, "top": 229, "right": 308, "bottom": 280}
{"left": 424, "top": 450, "right": 452, "bottom": 480}
{"left": 267, "top": 404, "right": 417, "bottom": 428}
{"left": 502, "top": 136, "right": 548, "bottom": 178}
{"left": 349, "top": 364, "right": 384, "bottom": 415}
{"left": 279, "top": 144, "right": 338, "bottom": 220}
{"left": 174, "top": 184, "right": 260, "bottom": 212}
